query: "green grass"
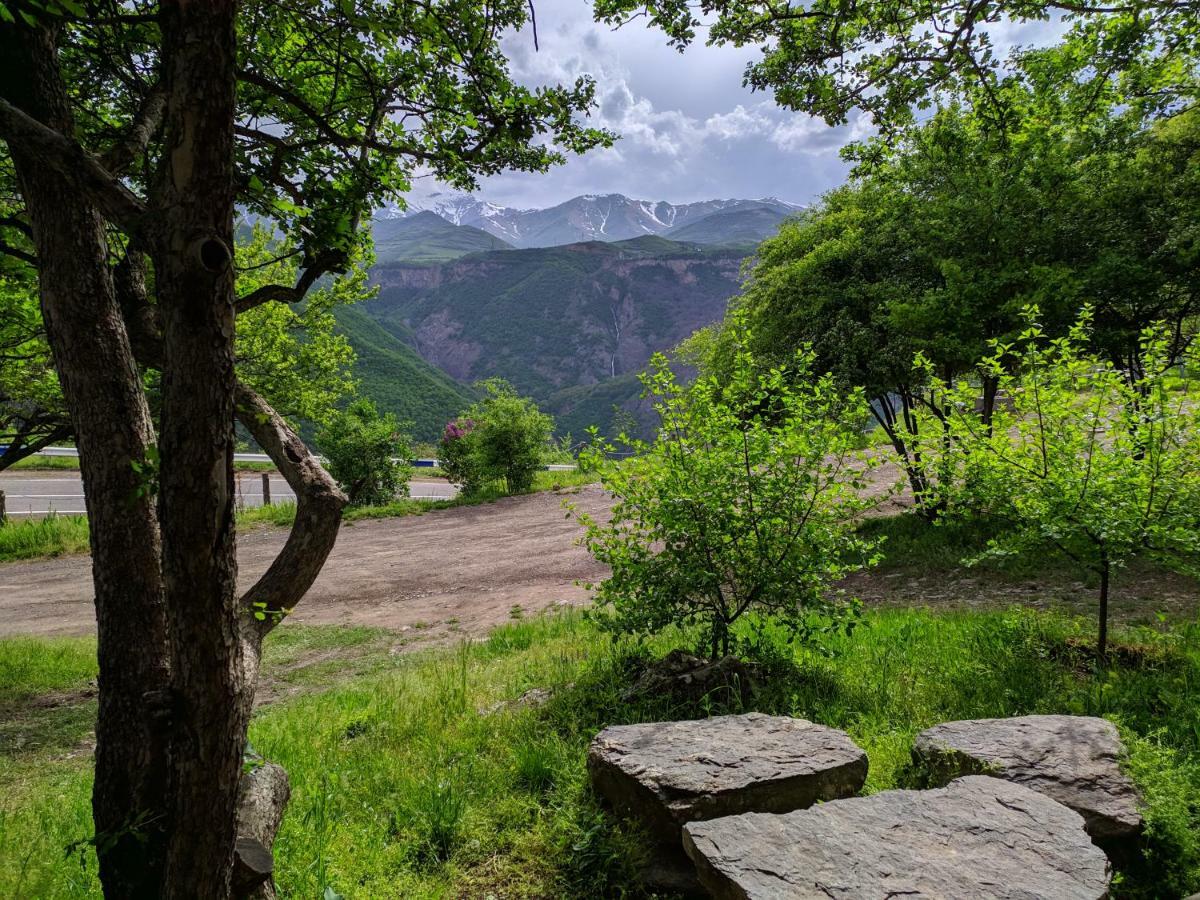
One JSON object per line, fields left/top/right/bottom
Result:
{"left": 2, "top": 607, "right": 1197, "bottom": 898}
{"left": 8, "top": 455, "right": 80, "bottom": 470}
{"left": 0, "top": 515, "right": 90, "bottom": 562}
{"left": 7, "top": 455, "right": 276, "bottom": 472}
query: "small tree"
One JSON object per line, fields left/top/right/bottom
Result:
{"left": 467, "top": 380, "right": 554, "bottom": 493}
{"left": 930, "top": 308, "right": 1200, "bottom": 660}
{"left": 317, "top": 399, "right": 413, "bottom": 505}
{"left": 438, "top": 417, "right": 484, "bottom": 494}
{"left": 574, "top": 336, "right": 880, "bottom": 659}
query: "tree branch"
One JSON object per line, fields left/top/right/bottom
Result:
{"left": 0, "top": 96, "right": 150, "bottom": 238}
{"left": 234, "top": 381, "right": 347, "bottom": 643}
{"left": 234, "top": 249, "right": 346, "bottom": 315}
{"left": 101, "top": 84, "right": 167, "bottom": 175}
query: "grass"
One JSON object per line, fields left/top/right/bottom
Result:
{"left": 0, "top": 469, "right": 598, "bottom": 563}
{"left": 1, "top": 606, "right": 1197, "bottom": 898}
{"left": 0, "top": 515, "right": 90, "bottom": 562}
{"left": 8, "top": 455, "right": 277, "bottom": 472}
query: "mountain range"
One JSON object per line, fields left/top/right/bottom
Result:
{"left": 340, "top": 193, "right": 803, "bottom": 440}
{"left": 383, "top": 192, "right": 802, "bottom": 249}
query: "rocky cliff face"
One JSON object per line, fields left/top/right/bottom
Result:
{"left": 362, "top": 238, "right": 747, "bottom": 436}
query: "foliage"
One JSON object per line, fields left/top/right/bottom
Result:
{"left": 593, "top": 0, "right": 1199, "bottom": 129}
{"left": 315, "top": 399, "right": 412, "bottom": 506}
{"left": 452, "top": 380, "right": 554, "bottom": 494}
{"left": 3, "top": 606, "right": 1198, "bottom": 897}
{"left": 0, "top": 275, "right": 68, "bottom": 466}
{"left": 575, "top": 333, "right": 880, "bottom": 658}
{"left": 437, "top": 417, "right": 483, "bottom": 494}
{"left": 920, "top": 309, "right": 1200, "bottom": 658}
{"left": 234, "top": 227, "right": 361, "bottom": 429}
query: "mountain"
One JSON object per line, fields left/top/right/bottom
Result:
{"left": 392, "top": 192, "right": 802, "bottom": 248}
{"left": 360, "top": 236, "right": 747, "bottom": 437}
{"left": 334, "top": 304, "right": 476, "bottom": 442}
{"left": 371, "top": 210, "right": 512, "bottom": 264}
{"left": 664, "top": 204, "right": 794, "bottom": 245}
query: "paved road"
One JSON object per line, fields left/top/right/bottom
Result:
{"left": 0, "top": 470, "right": 457, "bottom": 518}
{"left": 0, "top": 485, "right": 610, "bottom": 638}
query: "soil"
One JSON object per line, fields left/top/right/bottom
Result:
{"left": 3, "top": 471, "right": 1195, "bottom": 643}
{"left": 0, "top": 486, "right": 610, "bottom": 641}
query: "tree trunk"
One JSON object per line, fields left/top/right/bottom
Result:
{"left": 1097, "top": 553, "right": 1110, "bottom": 664}
{"left": 0, "top": 20, "right": 172, "bottom": 898}
{"left": 153, "top": 2, "right": 246, "bottom": 896}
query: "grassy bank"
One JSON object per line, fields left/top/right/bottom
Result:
{"left": 0, "top": 469, "right": 595, "bottom": 563}
{"left": 2, "top": 606, "right": 1197, "bottom": 898}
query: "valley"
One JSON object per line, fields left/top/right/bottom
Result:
{"left": 342, "top": 193, "right": 800, "bottom": 439}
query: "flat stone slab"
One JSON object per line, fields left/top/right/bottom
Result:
{"left": 683, "top": 775, "right": 1112, "bottom": 899}
{"left": 587, "top": 712, "right": 867, "bottom": 843}
{"left": 912, "top": 714, "right": 1142, "bottom": 846}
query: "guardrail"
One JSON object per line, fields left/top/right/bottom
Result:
{"left": 17, "top": 447, "right": 576, "bottom": 471}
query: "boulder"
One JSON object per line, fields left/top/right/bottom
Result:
{"left": 621, "top": 649, "right": 755, "bottom": 706}
{"left": 587, "top": 712, "right": 867, "bottom": 844}
{"left": 683, "top": 775, "right": 1111, "bottom": 900}
{"left": 912, "top": 714, "right": 1142, "bottom": 848}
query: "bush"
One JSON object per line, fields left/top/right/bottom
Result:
{"left": 437, "top": 417, "right": 485, "bottom": 494}
{"left": 574, "top": 331, "right": 881, "bottom": 659}
{"left": 316, "top": 398, "right": 412, "bottom": 505}
{"left": 440, "top": 381, "right": 554, "bottom": 494}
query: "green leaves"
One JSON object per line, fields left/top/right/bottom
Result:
{"left": 576, "top": 328, "right": 879, "bottom": 659}
{"left": 316, "top": 398, "right": 413, "bottom": 506}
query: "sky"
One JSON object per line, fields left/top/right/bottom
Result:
{"left": 407, "top": 0, "right": 1066, "bottom": 211}
{"left": 411, "top": 0, "right": 867, "bottom": 210}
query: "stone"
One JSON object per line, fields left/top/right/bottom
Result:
{"left": 683, "top": 775, "right": 1112, "bottom": 900}
{"left": 621, "top": 649, "right": 755, "bottom": 706}
{"left": 587, "top": 712, "right": 867, "bottom": 844}
{"left": 912, "top": 714, "right": 1143, "bottom": 848}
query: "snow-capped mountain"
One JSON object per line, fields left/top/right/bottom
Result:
{"left": 383, "top": 192, "right": 803, "bottom": 249}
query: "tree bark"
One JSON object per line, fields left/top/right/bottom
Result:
{"left": 1098, "top": 553, "right": 1110, "bottom": 664}
{"left": 0, "top": 20, "right": 171, "bottom": 899}
{"left": 152, "top": 2, "right": 246, "bottom": 896}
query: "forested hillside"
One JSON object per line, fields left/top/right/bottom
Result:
{"left": 334, "top": 305, "right": 477, "bottom": 441}
{"left": 360, "top": 236, "right": 746, "bottom": 437}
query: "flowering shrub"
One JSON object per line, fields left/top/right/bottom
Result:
{"left": 438, "top": 417, "right": 484, "bottom": 493}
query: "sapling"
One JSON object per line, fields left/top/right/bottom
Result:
{"left": 931, "top": 307, "right": 1200, "bottom": 661}
{"left": 574, "top": 329, "right": 881, "bottom": 659}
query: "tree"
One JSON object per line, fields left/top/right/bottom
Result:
{"left": 575, "top": 333, "right": 879, "bottom": 659}
{"left": 316, "top": 398, "right": 412, "bottom": 505}
{"left": 925, "top": 308, "right": 1200, "bottom": 660}
{"left": 0, "top": 1, "right": 608, "bottom": 896}
{"left": 593, "top": 0, "right": 1197, "bottom": 129}
{"left": 463, "top": 379, "right": 553, "bottom": 493}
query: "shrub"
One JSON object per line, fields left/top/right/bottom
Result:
{"left": 574, "top": 331, "right": 881, "bottom": 659}
{"left": 437, "top": 417, "right": 484, "bottom": 494}
{"left": 316, "top": 398, "right": 412, "bottom": 505}
{"left": 441, "top": 381, "right": 554, "bottom": 494}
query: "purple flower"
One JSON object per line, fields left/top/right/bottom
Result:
{"left": 442, "top": 418, "right": 475, "bottom": 441}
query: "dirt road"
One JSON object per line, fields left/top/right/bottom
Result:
{"left": 0, "top": 487, "right": 611, "bottom": 639}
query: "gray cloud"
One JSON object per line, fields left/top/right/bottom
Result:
{"left": 410, "top": 0, "right": 1064, "bottom": 209}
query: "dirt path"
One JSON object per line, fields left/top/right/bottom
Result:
{"left": 0, "top": 487, "right": 612, "bottom": 640}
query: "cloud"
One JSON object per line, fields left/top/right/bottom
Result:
{"left": 440, "top": 0, "right": 1064, "bottom": 209}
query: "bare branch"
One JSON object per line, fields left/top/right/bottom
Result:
{"left": 234, "top": 249, "right": 346, "bottom": 315}
{"left": 235, "top": 381, "right": 347, "bottom": 642}
{"left": 0, "top": 96, "right": 150, "bottom": 238}
{"left": 101, "top": 84, "right": 167, "bottom": 175}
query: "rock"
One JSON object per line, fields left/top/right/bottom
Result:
{"left": 683, "top": 775, "right": 1112, "bottom": 900}
{"left": 621, "top": 649, "right": 755, "bottom": 706}
{"left": 912, "top": 714, "right": 1143, "bottom": 848}
{"left": 588, "top": 712, "right": 867, "bottom": 844}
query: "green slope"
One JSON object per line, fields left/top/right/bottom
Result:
{"left": 371, "top": 211, "right": 512, "bottom": 264}
{"left": 362, "top": 238, "right": 746, "bottom": 437}
{"left": 334, "top": 305, "right": 476, "bottom": 442}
